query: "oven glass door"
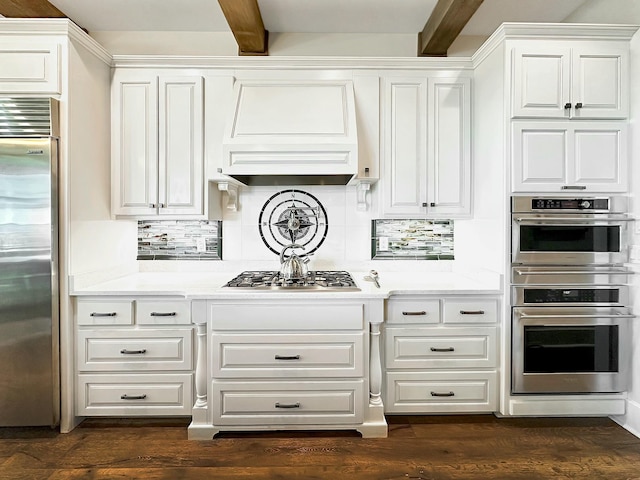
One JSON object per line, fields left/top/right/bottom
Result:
{"left": 512, "top": 216, "right": 626, "bottom": 264}
{"left": 524, "top": 325, "right": 618, "bottom": 373}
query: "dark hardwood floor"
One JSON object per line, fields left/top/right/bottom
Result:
{"left": 1, "top": 415, "right": 640, "bottom": 479}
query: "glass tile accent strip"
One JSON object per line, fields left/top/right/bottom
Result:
{"left": 371, "top": 219, "right": 454, "bottom": 260}
{"left": 137, "top": 220, "right": 222, "bottom": 260}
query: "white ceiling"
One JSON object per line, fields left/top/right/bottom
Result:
{"left": 48, "top": 0, "right": 588, "bottom": 35}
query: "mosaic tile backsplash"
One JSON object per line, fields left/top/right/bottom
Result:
{"left": 137, "top": 220, "right": 222, "bottom": 260}
{"left": 371, "top": 219, "right": 454, "bottom": 260}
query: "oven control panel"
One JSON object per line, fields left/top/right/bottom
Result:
{"left": 530, "top": 198, "right": 609, "bottom": 210}
{"left": 522, "top": 288, "right": 620, "bottom": 304}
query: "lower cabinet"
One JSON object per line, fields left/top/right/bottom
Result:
{"left": 383, "top": 295, "right": 500, "bottom": 414}
{"left": 75, "top": 297, "right": 193, "bottom": 416}
{"left": 189, "top": 299, "right": 388, "bottom": 439}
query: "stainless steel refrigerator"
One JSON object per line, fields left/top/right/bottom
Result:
{"left": 0, "top": 98, "right": 60, "bottom": 427}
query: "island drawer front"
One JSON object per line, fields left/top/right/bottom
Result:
{"left": 136, "top": 299, "right": 191, "bottom": 325}
{"left": 386, "top": 299, "right": 440, "bottom": 325}
{"left": 213, "top": 333, "right": 364, "bottom": 378}
{"left": 76, "top": 299, "right": 134, "bottom": 326}
{"left": 77, "top": 329, "right": 193, "bottom": 371}
{"left": 443, "top": 299, "right": 498, "bottom": 324}
{"left": 385, "top": 371, "right": 498, "bottom": 413}
{"left": 212, "top": 380, "right": 364, "bottom": 425}
{"left": 385, "top": 327, "right": 498, "bottom": 369}
{"left": 210, "top": 303, "right": 364, "bottom": 330}
{"left": 76, "top": 373, "right": 192, "bottom": 416}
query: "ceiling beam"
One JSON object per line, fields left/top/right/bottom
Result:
{"left": 0, "top": 0, "right": 67, "bottom": 18}
{"left": 218, "top": 0, "right": 268, "bottom": 56}
{"left": 418, "top": 0, "right": 484, "bottom": 56}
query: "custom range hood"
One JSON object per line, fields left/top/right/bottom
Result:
{"left": 221, "top": 80, "right": 358, "bottom": 186}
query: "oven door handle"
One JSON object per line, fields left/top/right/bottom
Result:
{"left": 514, "top": 269, "right": 635, "bottom": 275}
{"left": 514, "top": 217, "right": 633, "bottom": 223}
{"left": 519, "top": 313, "right": 636, "bottom": 319}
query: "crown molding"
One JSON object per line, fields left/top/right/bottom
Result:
{"left": 0, "top": 18, "right": 112, "bottom": 65}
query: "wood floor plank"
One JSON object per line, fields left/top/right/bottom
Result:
{"left": 1, "top": 416, "right": 639, "bottom": 480}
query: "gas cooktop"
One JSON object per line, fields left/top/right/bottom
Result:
{"left": 223, "top": 271, "right": 360, "bottom": 291}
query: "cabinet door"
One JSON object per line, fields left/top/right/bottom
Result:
{"left": 381, "top": 77, "right": 428, "bottom": 216}
{"left": 512, "top": 46, "right": 571, "bottom": 118}
{"left": 512, "top": 122, "right": 569, "bottom": 192}
{"left": 158, "top": 76, "right": 204, "bottom": 216}
{"left": 512, "top": 121, "right": 628, "bottom": 193}
{"left": 571, "top": 122, "right": 627, "bottom": 192}
{"left": 427, "top": 77, "right": 471, "bottom": 217}
{"left": 571, "top": 45, "right": 629, "bottom": 119}
{"left": 112, "top": 71, "right": 159, "bottom": 216}
{"left": 0, "top": 40, "right": 60, "bottom": 94}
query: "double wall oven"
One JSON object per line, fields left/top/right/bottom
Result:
{"left": 510, "top": 196, "right": 634, "bottom": 394}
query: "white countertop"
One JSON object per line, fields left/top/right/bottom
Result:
{"left": 70, "top": 270, "right": 502, "bottom": 299}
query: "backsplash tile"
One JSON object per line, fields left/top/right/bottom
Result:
{"left": 137, "top": 220, "right": 222, "bottom": 260}
{"left": 371, "top": 219, "right": 454, "bottom": 260}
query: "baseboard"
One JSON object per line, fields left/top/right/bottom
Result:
{"left": 612, "top": 398, "right": 640, "bottom": 439}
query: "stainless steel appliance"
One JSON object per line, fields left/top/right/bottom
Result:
{"left": 223, "top": 271, "right": 360, "bottom": 291}
{"left": 511, "top": 196, "right": 631, "bottom": 265}
{"left": 0, "top": 98, "right": 60, "bottom": 426}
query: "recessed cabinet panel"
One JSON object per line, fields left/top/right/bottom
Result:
{"left": 573, "top": 125, "right": 626, "bottom": 188}
{"left": 512, "top": 47, "right": 570, "bottom": 118}
{"left": 512, "top": 123, "right": 568, "bottom": 189}
{"left": 383, "top": 80, "right": 427, "bottom": 215}
{"left": 572, "top": 46, "right": 628, "bottom": 119}
{"left": 0, "top": 42, "right": 60, "bottom": 94}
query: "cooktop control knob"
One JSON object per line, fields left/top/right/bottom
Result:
{"left": 580, "top": 200, "right": 591, "bottom": 209}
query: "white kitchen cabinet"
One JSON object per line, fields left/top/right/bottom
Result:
{"left": 0, "top": 38, "right": 60, "bottom": 94}
{"left": 383, "top": 295, "right": 499, "bottom": 414}
{"left": 189, "top": 299, "right": 387, "bottom": 439}
{"left": 512, "top": 42, "right": 629, "bottom": 119}
{"left": 75, "top": 297, "right": 193, "bottom": 416}
{"left": 381, "top": 75, "right": 471, "bottom": 218}
{"left": 512, "top": 121, "right": 628, "bottom": 193}
{"left": 111, "top": 71, "right": 204, "bottom": 217}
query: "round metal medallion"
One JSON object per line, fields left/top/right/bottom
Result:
{"left": 258, "top": 189, "right": 328, "bottom": 257}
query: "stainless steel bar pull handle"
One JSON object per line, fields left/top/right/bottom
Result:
{"left": 561, "top": 185, "right": 587, "bottom": 190}
{"left": 520, "top": 313, "right": 635, "bottom": 319}
{"left": 274, "top": 355, "right": 301, "bottom": 360}
{"left": 120, "top": 349, "right": 147, "bottom": 355}
{"left": 460, "top": 310, "right": 485, "bottom": 315}
{"left": 515, "top": 269, "right": 634, "bottom": 275}
{"left": 515, "top": 216, "right": 632, "bottom": 223}
{"left": 275, "top": 402, "right": 300, "bottom": 409}
{"left": 402, "top": 311, "right": 427, "bottom": 316}
{"left": 90, "top": 312, "right": 117, "bottom": 317}
{"left": 150, "top": 312, "right": 177, "bottom": 317}
{"left": 430, "top": 347, "right": 455, "bottom": 352}
{"left": 430, "top": 391, "right": 455, "bottom": 397}
{"left": 121, "top": 394, "right": 147, "bottom": 400}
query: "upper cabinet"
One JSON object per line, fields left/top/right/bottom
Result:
{"left": 112, "top": 70, "right": 204, "bottom": 218}
{"left": 0, "top": 39, "right": 61, "bottom": 94}
{"left": 381, "top": 75, "right": 471, "bottom": 218}
{"left": 512, "top": 42, "right": 629, "bottom": 120}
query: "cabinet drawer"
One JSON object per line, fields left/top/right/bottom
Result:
{"left": 211, "top": 303, "right": 364, "bottom": 330}
{"left": 77, "top": 329, "right": 193, "bottom": 371}
{"left": 136, "top": 299, "right": 191, "bottom": 325}
{"left": 77, "top": 373, "right": 192, "bottom": 416}
{"left": 385, "top": 327, "right": 497, "bottom": 369}
{"left": 0, "top": 41, "right": 60, "bottom": 94}
{"left": 386, "top": 299, "right": 440, "bottom": 325}
{"left": 443, "top": 299, "right": 498, "bottom": 324}
{"left": 77, "top": 299, "right": 134, "bottom": 326}
{"left": 385, "top": 371, "right": 498, "bottom": 413}
{"left": 213, "top": 333, "right": 364, "bottom": 378}
{"left": 213, "top": 380, "right": 364, "bottom": 425}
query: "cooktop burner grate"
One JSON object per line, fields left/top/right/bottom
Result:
{"left": 223, "top": 271, "right": 360, "bottom": 291}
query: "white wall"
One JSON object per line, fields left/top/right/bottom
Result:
{"left": 565, "top": 0, "right": 640, "bottom": 23}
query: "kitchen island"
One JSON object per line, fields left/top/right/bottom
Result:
{"left": 70, "top": 268, "right": 502, "bottom": 439}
